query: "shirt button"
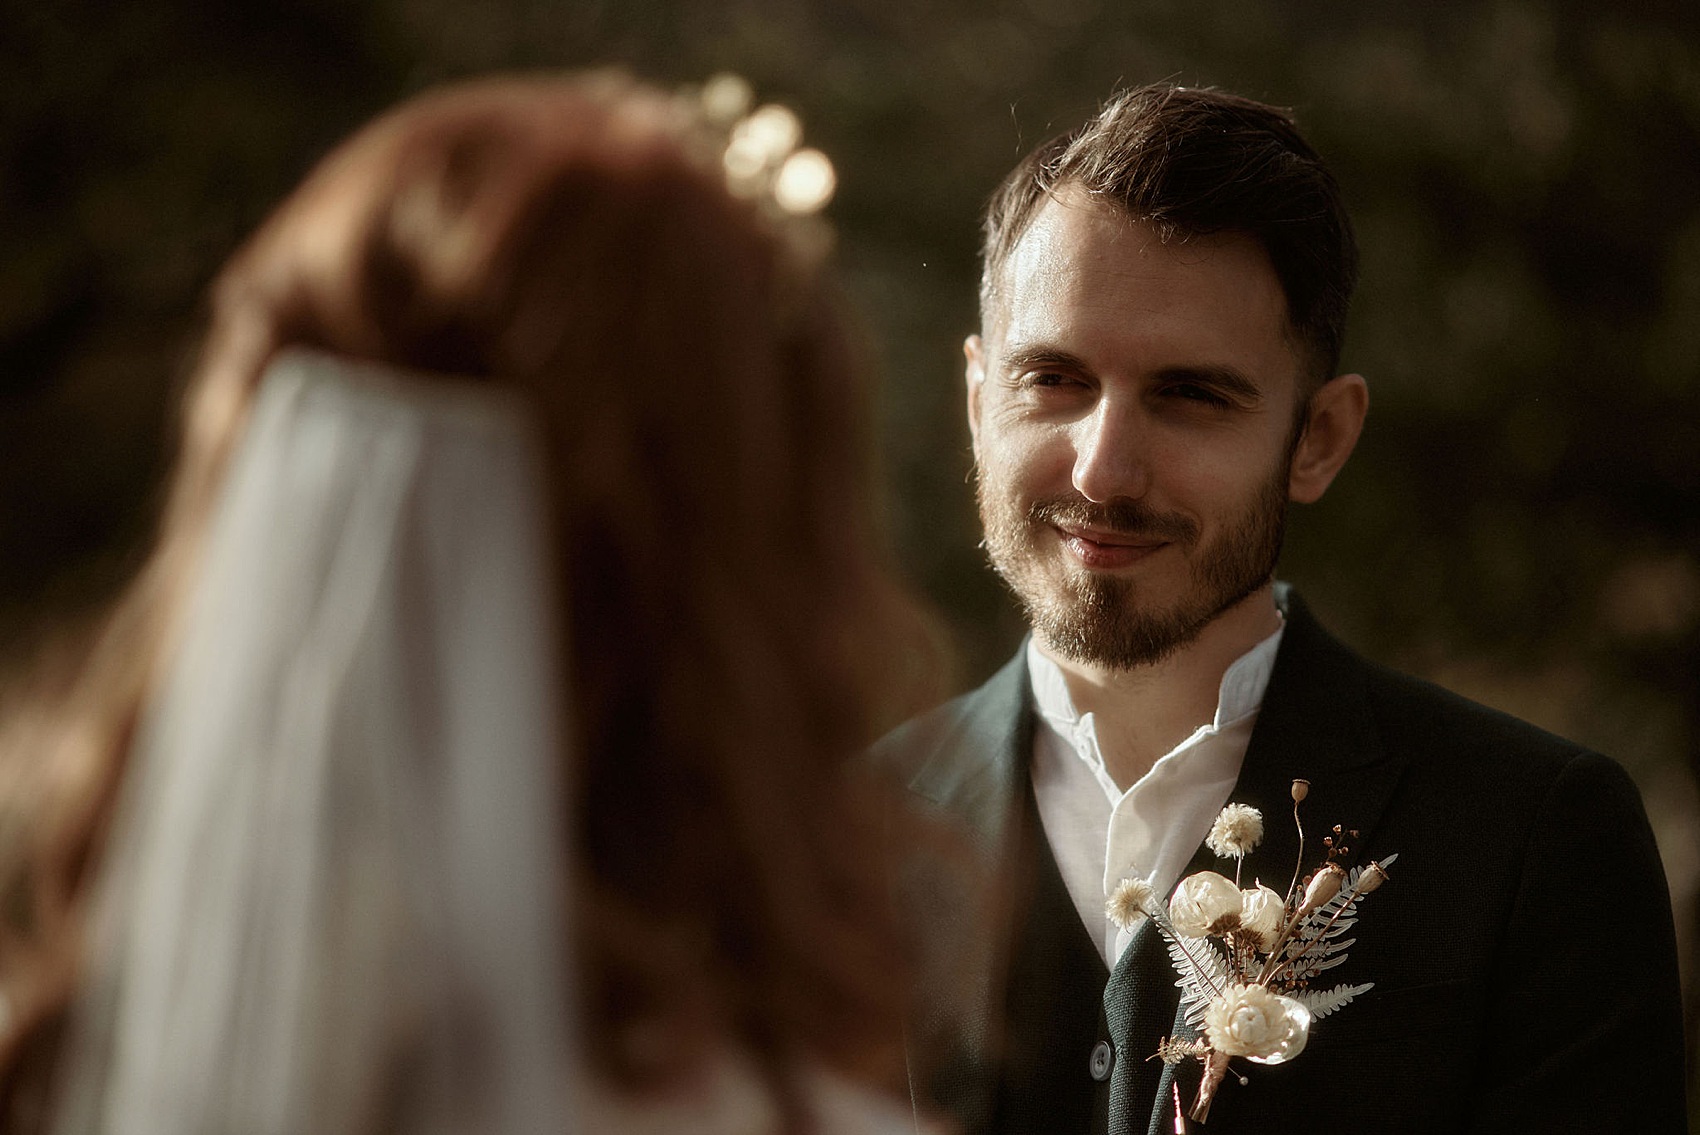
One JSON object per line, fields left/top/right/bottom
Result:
{"left": 1089, "top": 1040, "right": 1114, "bottom": 1081}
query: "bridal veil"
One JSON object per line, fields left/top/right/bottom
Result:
{"left": 51, "top": 349, "right": 575, "bottom": 1134}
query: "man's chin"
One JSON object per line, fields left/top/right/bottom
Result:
{"left": 1027, "top": 571, "right": 1277, "bottom": 670}
{"left": 1032, "top": 607, "right": 1205, "bottom": 670}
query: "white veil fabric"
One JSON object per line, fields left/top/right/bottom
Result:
{"left": 51, "top": 349, "right": 575, "bottom": 1135}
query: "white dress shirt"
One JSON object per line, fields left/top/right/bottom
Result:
{"left": 1028, "top": 621, "right": 1285, "bottom": 966}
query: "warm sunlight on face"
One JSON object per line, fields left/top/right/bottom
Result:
{"left": 968, "top": 185, "right": 1310, "bottom": 669}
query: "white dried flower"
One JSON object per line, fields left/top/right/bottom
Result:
{"left": 1106, "top": 876, "right": 1159, "bottom": 930}
{"left": 1206, "top": 803, "right": 1264, "bottom": 859}
{"left": 1238, "top": 883, "right": 1286, "bottom": 949}
{"left": 1203, "top": 984, "right": 1309, "bottom": 1061}
{"left": 1168, "top": 871, "right": 1242, "bottom": 937}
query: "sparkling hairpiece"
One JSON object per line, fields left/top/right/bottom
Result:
{"left": 693, "top": 73, "right": 838, "bottom": 217}
{"left": 659, "top": 73, "right": 840, "bottom": 276}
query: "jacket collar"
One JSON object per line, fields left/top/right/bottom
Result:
{"left": 909, "top": 588, "right": 1406, "bottom": 878}
{"left": 1216, "top": 585, "right": 1404, "bottom": 899}
{"left": 906, "top": 646, "right": 1034, "bottom": 856}
{"left": 896, "top": 649, "right": 1033, "bottom": 1132}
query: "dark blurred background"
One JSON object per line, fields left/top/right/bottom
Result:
{"left": 5, "top": 0, "right": 1698, "bottom": 1118}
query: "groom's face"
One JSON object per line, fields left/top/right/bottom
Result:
{"left": 967, "top": 185, "right": 1310, "bottom": 669}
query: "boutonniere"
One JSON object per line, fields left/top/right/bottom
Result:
{"left": 1106, "top": 779, "right": 1396, "bottom": 1126}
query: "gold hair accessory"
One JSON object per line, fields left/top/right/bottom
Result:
{"left": 695, "top": 73, "right": 837, "bottom": 217}
{"left": 665, "top": 73, "right": 839, "bottom": 274}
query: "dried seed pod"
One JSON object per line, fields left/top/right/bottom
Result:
{"left": 1300, "top": 863, "right": 1346, "bottom": 912}
{"left": 1356, "top": 860, "right": 1390, "bottom": 895}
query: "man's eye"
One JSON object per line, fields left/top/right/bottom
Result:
{"left": 1029, "top": 372, "right": 1077, "bottom": 388}
{"left": 1165, "top": 383, "right": 1229, "bottom": 406}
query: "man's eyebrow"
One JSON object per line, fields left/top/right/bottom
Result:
{"left": 998, "top": 344, "right": 1094, "bottom": 375}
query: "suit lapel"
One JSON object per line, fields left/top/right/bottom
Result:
{"left": 1143, "top": 588, "right": 1411, "bottom": 1133}
{"left": 905, "top": 649, "right": 1032, "bottom": 855}
{"left": 1102, "top": 915, "right": 1180, "bottom": 1135}
{"left": 1227, "top": 588, "right": 1406, "bottom": 910}
{"left": 899, "top": 649, "right": 1033, "bottom": 1133}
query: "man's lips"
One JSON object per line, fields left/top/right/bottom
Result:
{"left": 1051, "top": 523, "right": 1168, "bottom": 569}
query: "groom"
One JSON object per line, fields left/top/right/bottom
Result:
{"left": 883, "top": 84, "right": 1686, "bottom": 1134}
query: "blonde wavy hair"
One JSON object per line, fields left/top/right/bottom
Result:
{"left": 0, "top": 73, "right": 941, "bottom": 1125}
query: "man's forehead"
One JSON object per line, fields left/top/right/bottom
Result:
{"left": 991, "top": 185, "right": 1131, "bottom": 298}
{"left": 1000, "top": 192, "right": 1166, "bottom": 307}
{"left": 1014, "top": 184, "right": 1160, "bottom": 261}
{"left": 985, "top": 187, "right": 1293, "bottom": 357}
{"left": 995, "top": 187, "right": 1251, "bottom": 304}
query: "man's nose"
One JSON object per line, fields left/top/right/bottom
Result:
{"left": 1071, "top": 401, "right": 1151, "bottom": 504}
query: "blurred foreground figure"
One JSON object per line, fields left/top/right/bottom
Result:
{"left": 880, "top": 82, "right": 1686, "bottom": 1134}
{"left": 0, "top": 73, "right": 941, "bottom": 1134}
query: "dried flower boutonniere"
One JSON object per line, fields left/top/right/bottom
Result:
{"left": 1106, "top": 779, "right": 1395, "bottom": 1125}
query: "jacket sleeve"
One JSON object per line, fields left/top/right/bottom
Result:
{"left": 1467, "top": 751, "right": 1688, "bottom": 1132}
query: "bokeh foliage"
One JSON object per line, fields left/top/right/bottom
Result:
{"left": 5, "top": 0, "right": 1698, "bottom": 1115}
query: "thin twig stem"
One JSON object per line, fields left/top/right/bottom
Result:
{"left": 1284, "top": 797, "right": 1306, "bottom": 909}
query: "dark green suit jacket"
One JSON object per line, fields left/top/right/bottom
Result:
{"left": 878, "top": 589, "right": 1686, "bottom": 1134}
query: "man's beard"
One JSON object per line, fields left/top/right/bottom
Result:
{"left": 977, "top": 461, "right": 1289, "bottom": 670}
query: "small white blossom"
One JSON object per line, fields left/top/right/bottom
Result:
{"left": 1106, "top": 876, "right": 1159, "bottom": 930}
{"left": 1206, "top": 803, "right": 1264, "bottom": 859}
{"left": 1203, "top": 984, "right": 1309, "bottom": 1061}
{"left": 1168, "top": 871, "right": 1242, "bottom": 937}
{"left": 1239, "top": 883, "right": 1286, "bottom": 950}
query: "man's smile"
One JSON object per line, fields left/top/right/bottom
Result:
{"left": 1050, "top": 522, "right": 1170, "bottom": 569}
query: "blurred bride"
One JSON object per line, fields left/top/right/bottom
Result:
{"left": 0, "top": 72, "right": 944, "bottom": 1134}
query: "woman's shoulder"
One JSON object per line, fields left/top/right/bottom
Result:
{"left": 577, "top": 1050, "right": 950, "bottom": 1135}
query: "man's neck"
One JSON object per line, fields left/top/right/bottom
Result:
{"left": 1036, "top": 583, "right": 1282, "bottom": 791}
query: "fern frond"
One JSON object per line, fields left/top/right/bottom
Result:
{"left": 1151, "top": 914, "right": 1229, "bottom": 1031}
{"left": 1285, "top": 946, "right": 1353, "bottom": 982}
{"left": 1171, "top": 935, "right": 1228, "bottom": 1029}
{"left": 1293, "top": 982, "right": 1373, "bottom": 1020}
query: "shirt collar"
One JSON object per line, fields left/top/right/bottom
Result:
{"left": 1026, "top": 615, "right": 1287, "bottom": 735}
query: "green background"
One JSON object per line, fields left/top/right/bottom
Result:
{"left": 5, "top": 0, "right": 1697, "bottom": 1116}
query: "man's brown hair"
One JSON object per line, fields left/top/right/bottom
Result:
{"left": 981, "top": 83, "right": 1359, "bottom": 382}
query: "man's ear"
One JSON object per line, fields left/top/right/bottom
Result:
{"left": 1289, "top": 373, "right": 1368, "bottom": 504}
{"left": 964, "top": 334, "right": 987, "bottom": 454}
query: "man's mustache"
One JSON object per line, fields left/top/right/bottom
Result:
{"left": 1029, "top": 496, "right": 1199, "bottom": 545}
